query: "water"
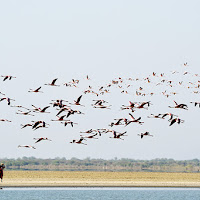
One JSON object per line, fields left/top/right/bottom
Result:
{"left": 1, "top": 187, "right": 200, "bottom": 200}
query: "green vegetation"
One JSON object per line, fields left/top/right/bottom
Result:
{"left": 1, "top": 157, "right": 200, "bottom": 172}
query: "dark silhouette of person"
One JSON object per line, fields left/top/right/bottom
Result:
{"left": 0, "top": 163, "right": 5, "bottom": 182}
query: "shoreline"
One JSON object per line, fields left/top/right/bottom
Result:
{"left": 2, "top": 171, "right": 200, "bottom": 188}
{"left": 1, "top": 185, "right": 200, "bottom": 188}
{"left": 2, "top": 183, "right": 200, "bottom": 188}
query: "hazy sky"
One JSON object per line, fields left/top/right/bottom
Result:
{"left": 0, "top": 0, "right": 200, "bottom": 160}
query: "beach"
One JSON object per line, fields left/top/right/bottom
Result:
{"left": 1, "top": 171, "right": 200, "bottom": 187}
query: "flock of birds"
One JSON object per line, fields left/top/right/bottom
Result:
{"left": 1, "top": 64, "right": 200, "bottom": 150}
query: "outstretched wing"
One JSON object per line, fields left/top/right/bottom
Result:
{"left": 169, "top": 118, "right": 176, "bottom": 126}
{"left": 119, "top": 131, "right": 127, "bottom": 136}
{"left": 35, "top": 86, "right": 41, "bottom": 92}
{"left": 51, "top": 78, "right": 58, "bottom": 85}
{"left": 173, "top": 100, "right": 178, "bottom": 105}
{"left": 129, "top": 113, "right": 135, "bottom": 120}
{"left": 76, "top": 95, "right": 82, "bottom": 104}
{"left": 41, "top": 106, "right": 50, "bottom": 112}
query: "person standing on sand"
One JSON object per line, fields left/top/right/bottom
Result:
{"left": 0, "top": 163, "right": 5, "bottom": 182}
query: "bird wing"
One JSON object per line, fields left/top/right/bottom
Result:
{"left": 120, "top": 131, "right": 127, "bottom": 136}
{"left": 113, "top": 131, "right": 116, "bottom": 138}
{"left": 76, "top": 95, "right": 82, "bottom": 104}
{"left": 129, "top": 113, "right": 135, "bottom": 120}
{"left": 67, "top": 111, "right": 72, "bottom": 118}
{"left": 41, "top": 106, "right": 50, "bottom": 112}
{"left": 34, "top": 138, "right": 43, "bottom": 143}
{"left": 32, "top": 121, "right": 41, "bottom": 129}
{"left": 59, "top": 115, "right": 66, "bottom": 120}
{"left": 3, "top": 76, "right": 8, "bottom": 81}
{"left": 169, "top": 119, "right": 176, "bottom": 126}
{"left": 162, "top": 113, "right": 168, "bottom": 118}
{"left": 56, "top": 108, "right": 65, "bottom": 116}
{"left": 173, "top": 100, "right": 178, "bottom": 105}
{"left": 35, "top": 86, "right": 41, "bottom": 92}
{"left": 51, "top": 78, "right": 58, "bottom": 85}
{"left": 32, "top": 105, "right": 39, "bottom": 110}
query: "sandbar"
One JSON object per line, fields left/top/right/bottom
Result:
{"left": 1, "top": 171, "right": 200, "bottom": 188}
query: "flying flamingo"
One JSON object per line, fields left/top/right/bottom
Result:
{"left": 0, "top": 119, "right": 11, "bottom": 122}
{"left": 125, "top": 113, "right": 144, "bottom": 126}
{"left": 21, "top": 123, "right": 33, "bottom": 129}
{"left": 28, "top": 86, "right": 43, "bottom": 93}
{"left": 32, "top": 105, "right": 50, "bottom": 113}
{"left": 16, "top": 110, "right": 34, "bottom": 116}
{"left": 61, "top": 120, "right": 77, "bottom": 127}
{"left": 169, "top": 101, "right": 188, "bottom": 110}
{"left": 51, "top": 115, "right": 67, "bottom": 121}
{"left": 0, "top": 97, "right": 15, "bottom": 105}
{"left": 70, "top": 95, "right": 83, "bottom": 106}
{"left": 18, "top": 145, "right": 36, "bottom": 149}
{"left": 169, "top": 118, "right": 184, "bottom": 126}
{"left": 109, "top": 130, "right": 127, "bottom": 140}
{"left": 45, "top": 78, "right": 59, "bottom": 86}
{"left": 138, "top": 132, "right": 153, "bottom": 139}
{"left": 1, "top": 75, "right": 16, "bottom": 81}
{"left": 33, "top": 137, "right": 52, "bottom": 143}
{"left": 80, "top": 133, "right": 98, "bottom": 139}
{"left": 190, "top": 102, "right": 200, "bottom": 108}
{"left": 70, "top": 137, "right": 87, "bottom": 145}
{"left": 32, "top": 121, "right": 49, "bottom": 129}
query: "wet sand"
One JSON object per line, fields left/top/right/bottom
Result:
{"left": 1, "top": 171, "right": 200, "bottom": 187}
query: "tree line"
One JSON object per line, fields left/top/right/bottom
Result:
{"left": 0, "top": 157, "right": 200, "bottom": 172}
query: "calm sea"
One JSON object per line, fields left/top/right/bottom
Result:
{"left": 1, "top": 187, "right": 200, "bottom": 200}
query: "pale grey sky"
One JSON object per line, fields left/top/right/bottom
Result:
{"left": 0, "top": 0, "right": 200, "bottom": 159}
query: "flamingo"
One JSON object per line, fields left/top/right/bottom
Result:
{"left": 21, "top": 123, "right": 33, "bottom": 129}
{"left": 169, "top": 101, "right": 188, "bottom": 110}
{"left": 45, "top": 78, "right": 59, "bottom": 86}
{"left": 138, "top": 132, "right": 153, "bottom": 139}
{"left": 80, "top": 129, "right": 93, "bottom": 134}
{"left": 190, "top": 102, "right": 200, "bottom": 108}
{"left": 93, "top": 104, "right": 111, "bottom": 109}
{"left": 0, "top": 119, "right": 11, "bottom": 122}
{"left": 147, "top": 114, "right": 163, "bottom": 119}
{"left": 71, "top": 95, "right": 83, "bottom": 106}
{"left": 32, "top": 121, "right": 49, "bottom": 129}
{"left": 109, "top": 130, "right": 127, "bottom": 140}
{"left": 31, "top": 105, "right": 41, "bottom": 112}
{"left": 16, "top": 110, "right": 34, "bottom": 116}
{"left": 1, "top": 75, "right": 16, "bottom": 81}
{"left": 50, "top": 99, "right": 68, "bottom": 108}
{"left": 28, "top": 86, "right": 43, "bottom": 93}
{"left": 136, "top": 101, "right": 151, "bottom": 109}
{"left": 18, "top": 145, "right": 36, "bottom": 149}
{"left": 51, "top": 115, "right": 67, "bottom": 121}
{"left": 38, "top": 106, "right": 50, "bottom": 113}
{"left": 56, "top": 107, "right": 71, "bottom": 116}
{"left": 109, "top": 119, "right": 124, "bottom": 127}
{"left": 81, "top": 133, "right": 98, "bottom": 139}
{"left": 70, "top": 137, "right": 87, "bottom": 145}
{"left": 32, "top": 106, "right": 50, "bottom": 113}
{"left": 33, "top": 137, "right": 52, "bottom": 143}
{"left": 61, "top": 120, "right": 77, "bottom": 127}
{"left": 161, "top": 113, "right": 177, "bottom": 121}
{"left": 0, "top": 97, "right": 15, "bottom": 105}
{"left": 125, "top": 113, "right": 144, "bottom": 126}
{"left": 11, "top": 105, "right": 30, "bottom": 110}
{"left": 169, "top": 118, "right": 184, "bottom": 126}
